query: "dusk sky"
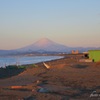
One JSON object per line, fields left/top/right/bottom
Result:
{"left": 0, "top": 0, "right": 100, "bottom": 50}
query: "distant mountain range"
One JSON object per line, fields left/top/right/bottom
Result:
{"left": 0, "top": 38, "right": 100, "bottom": 56}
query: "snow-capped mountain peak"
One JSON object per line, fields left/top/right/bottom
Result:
{"left": 33, "top": 38, "right": 55, "bottom": 47}
{"left": 19, "top": 38, "right": 68, "bottom": 52}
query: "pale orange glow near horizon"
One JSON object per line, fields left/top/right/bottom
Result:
{"left": 0, "top": 0, "right": 100, "bottom": 50}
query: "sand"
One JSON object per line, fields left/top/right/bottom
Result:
{"left": 0, "top": 54, "right": 100, "bottom": 100}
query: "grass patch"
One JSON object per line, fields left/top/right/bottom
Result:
{"left": 0, "top": 65, "right": 26, "bottom": 79}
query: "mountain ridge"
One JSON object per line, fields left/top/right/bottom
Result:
{"left": 0, "top": 38, "right": 100, "bottom": 55}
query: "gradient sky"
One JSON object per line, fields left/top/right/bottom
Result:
{"left": 0, "top": 0, "right": 100, "bottom": 50}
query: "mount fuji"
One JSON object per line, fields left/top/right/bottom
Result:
{"left": 19, "top": 38, "right": 70, "bottom": 52}
{"left": 0, "top": 38, "right": 99, "bottom": 56}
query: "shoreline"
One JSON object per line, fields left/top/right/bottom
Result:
{"left": 0, "top": 54, "right": 100, "bottom": 100}
{"left": 0, "top": 55, "right": 64, "bottom": 68}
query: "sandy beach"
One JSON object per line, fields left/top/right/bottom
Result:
{"left": 0, "top": 54, "right": 100, "bottom": 100}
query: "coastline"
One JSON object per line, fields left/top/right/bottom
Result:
{"left": 0, "top": 55, "right": 64, "bottom": 68}
{"left": 0, "top": 54, "right": 100, "bottom": 100}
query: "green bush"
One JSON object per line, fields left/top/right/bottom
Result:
{"left": 6, "top": 65, "right": 18, "bottom": 69}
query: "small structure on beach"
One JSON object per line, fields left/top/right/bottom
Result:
{"left": 79, "top": 52, "right": 92, "bottom": 62}
{"left": 71, "top": 50, "right": 79, "bottom": 54}
{"left": 83, "top": 52, "right": 89, "bottom": 58}
{"left": 88, "top": 50, "right": 100, "bottom": 62}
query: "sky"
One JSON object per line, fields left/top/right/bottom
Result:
{"left": 0, "top": 0, "right": 100, "bottom": 50}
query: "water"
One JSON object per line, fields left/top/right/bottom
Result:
{"left": 0, "top": 56, "right": 63, "bottom": 67}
